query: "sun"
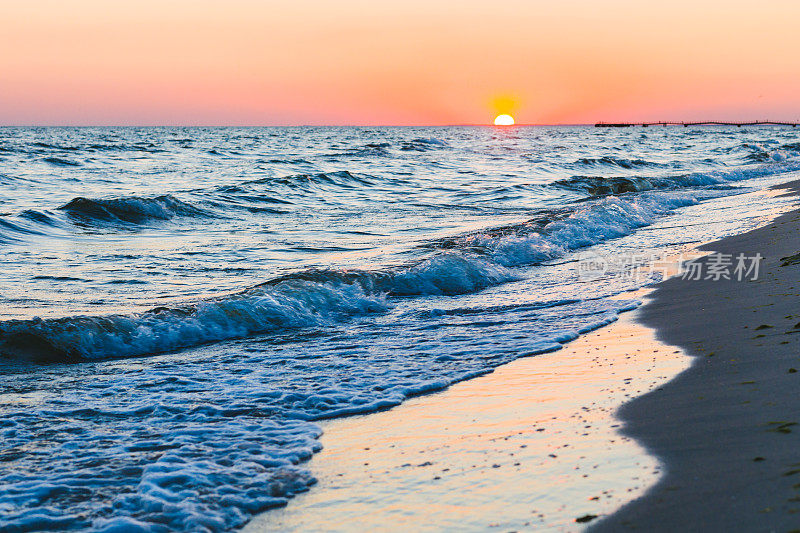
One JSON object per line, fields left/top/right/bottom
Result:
{"left": 494, "top": 114, "right": 515, "bottom": 126}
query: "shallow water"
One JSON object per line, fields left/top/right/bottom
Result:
{"left": 1, "top": 126, "right": 799, "bottom": 531}
{"left": 248, "top": 311, "right": 689, "bottom": 532}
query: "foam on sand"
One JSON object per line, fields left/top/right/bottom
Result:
{"left": 244, "top": 309, "right": 690, "bottom": 532}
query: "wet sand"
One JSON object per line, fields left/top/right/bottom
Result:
{"left": 244, "top": 309, "right": 689, "bottom": 532}
{"left": 594, "top": 182, "right": 800, "bottom": 531}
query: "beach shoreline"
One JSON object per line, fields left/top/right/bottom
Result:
{"left": 594, "top": 181, "right": 800, "bottom": 531}
{"left": 240, "top": 182, "right": 800, "bottom": 532}
{"left": 244, "top": 305, "right": 690, "bottom": 532}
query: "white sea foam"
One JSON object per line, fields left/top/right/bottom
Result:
{"left": 0, "top": 297, "right": 638, "bottom": 531}
{"left": 0, "top": 189, "right": 721, "bottom": 363}
{"left": 465, "top": 192, "right": 700, "bottom": 266}
{"left": 0, "top": 279, "right": 388, "bottom": 361}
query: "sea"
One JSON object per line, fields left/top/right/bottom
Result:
{"left": 1, "top": 126, "right": 799, "bottom": 531}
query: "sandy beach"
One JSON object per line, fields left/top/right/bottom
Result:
{"left": 594, "top": 181, "right": 800, "bottom": 531}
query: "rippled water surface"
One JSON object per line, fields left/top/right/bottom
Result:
{"left": 1, "top": 126, "right": 799, "bottom": 531}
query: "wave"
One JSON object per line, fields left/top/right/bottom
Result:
{"left": 400, "top": 137, "right": 449, "bottom": 151}
{"left": 264, "top": 254, "right": 516, "bottom": 297}
{"left": 744, "top": 147, "right": 794, "bottom": 163}
{"left": 331, "top": 143, "right": 392, "bottom": 158}
{"left": 0, "top": 253, "right": 518, "bottom": 361}
{"left": 0, "top": 279, "right": 386, "bottom": 362}
{"left": 460, "top": 192, "right": 700, "bottom": 266}
{"left": 0, "top": 216, "right": 50, "bottom": 241}
{"left": 554, "top": 155, "right": 800, "bottom": 197}
{"left": 43, "top": 157, "right": 81, "bottom": 167}
{"left": 569, "top": 156, "right": 664, "bottom": 170}
{"left": 780, "top": 142, "right": 800, "bottom": 152}
{"left": 58, "top": 195, "right": 208, "bottom": 225}
{"left": 553, "top": 176, "right": 664, "bottom": 195}
{"left": 724, "top": 141, "right": 800, "bottom": 165}
{"left": 322, "top": 137, "right": 449, "bottom": 157}
{"left": 32, "top": 142, "right": 81, "bottom": 151}
{"left": 86, "top": 142, "right": 166, "bottom": 153}
{"left": 260, "top": 157, "right": 313, "bottom": 165}
{"left": 0, "top": 207, "right": 73, "bottom": 243}
{"left": 6, "top": 149, "right": 789, "bottom": 359}
{"left": 236, "top": 170, "right": 380, "bottom": 191}
{"left": 0, "top": 190, "right": 699, "bottom": 362}
{"left": 0, "top": 197, "right": 202, "bottom": 242}
{"left": 427, "top": 191, "right": 700, "bottom": 267}
{"left": 17, "top": 209, "right": 64, "bottom": 227}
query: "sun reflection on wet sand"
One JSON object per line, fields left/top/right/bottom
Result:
{"left": 245, "top": 303, "right": 690, "bottom": 531}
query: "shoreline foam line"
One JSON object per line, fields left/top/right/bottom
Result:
{"left": 593, "top": 180, "right": 800, "bottom": 531}
{"left": 243, "top": 309, "right": 690, "bottom": 532}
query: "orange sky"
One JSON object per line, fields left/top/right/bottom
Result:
{"left": 1, "top": 0, "right": 799, "bottom": 125}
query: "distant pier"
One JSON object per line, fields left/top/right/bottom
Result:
{"left": 595, "top": 121, "right": 799, "bottom": 128}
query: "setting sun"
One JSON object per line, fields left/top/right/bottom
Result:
{"left": 494, "top": 114, "right": 515, "bottom": 126}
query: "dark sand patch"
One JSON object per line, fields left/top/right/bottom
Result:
{"left": 594, "top": 181, "right": 800, "bottom": 531}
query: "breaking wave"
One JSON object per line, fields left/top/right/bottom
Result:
{"left": 0, "top": 253, "right": 517, "bottom": 362}
{"left": 0, "top": 280, "right": 384, "bottom": 362}
{"left": 0, "top": 191, "right": 699, "bottom": 362}
{"left": 463, "top": 193, "right": 699, "bottom": 266}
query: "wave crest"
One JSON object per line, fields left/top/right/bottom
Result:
{"left": 461, "top": 193, "right": 699, "bottom": 266}
{"left": 0, "top": 279, "right": 387, "bottom": 362}
{"left": 553, "top": 176, "right": 663, "bottom": 195}
{"left": 58, "top": 195, "right": 207, "bottom": 224}
{"left": 0, "top": 253, "right": 518, "bottom": 361}
{"left": 43, "top": 157, "right": 81, "bottom": 167}
{"left": 239, "top": 170, "right": 376, "bottom": 189}
{"left": 400, "top": 137, "right": 449, "bottom": 151}
{"left": 569, "top": 156, "right": 663, "bottom": 170}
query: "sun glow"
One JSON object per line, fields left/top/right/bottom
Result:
{"left": 494, "top": 114, "right": 515, "bottom": 126}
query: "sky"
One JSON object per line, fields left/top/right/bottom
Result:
{"left": 1, "top": 0, "right": 799, "bottom": 126}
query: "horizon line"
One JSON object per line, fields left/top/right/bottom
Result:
{"left": 0, "top": 123, "right": 581, "bottom": 128}
{"left": 1, "top": 121, "right": 799, "bottom": 128}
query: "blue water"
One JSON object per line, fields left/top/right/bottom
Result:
{"left": 1, "top": 126, "right": 799, "bottom": 531}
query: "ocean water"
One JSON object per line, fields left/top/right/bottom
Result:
{"left": 1, "top": 126, "right": 799, "bottom": 531}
